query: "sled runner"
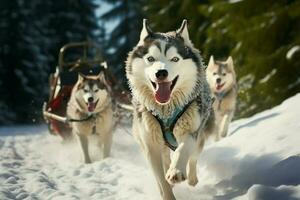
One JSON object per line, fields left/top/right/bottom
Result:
{"left": 43, "top": 42, "right": 132, "bottom": 139}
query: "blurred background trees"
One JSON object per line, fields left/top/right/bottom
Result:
{"left": 0, "top": 0, "right": 101, "bottom": 124}
{"left": 0, "top": 0, "right": 299, "bottom": 124}
{"left": 100, "top": 0, "right": 145, "bottom": 85}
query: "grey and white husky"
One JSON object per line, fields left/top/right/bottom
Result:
{"left": 206, "top": 56, "right": 237, "bottom": 139}
{"left": 67, "top": 72, "right": 114, "bottom": 163}
{"left": 125, "top": 19, "right": 215, "bottom": 200}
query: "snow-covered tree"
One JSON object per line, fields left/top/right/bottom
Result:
{"left": 47, "top": 0, "right": 102, "bottom": 71}
{"left": 0, "top": 0, "right": 49, "bottom": 124}
{"left": 0, "top": 0, "right": 102, "bottom": 124}
{"left": 100, "top": 0, "right": 145, "bottom": 85}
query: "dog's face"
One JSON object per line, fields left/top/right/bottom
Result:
{"left": 74, "top": 72, "right": 109, "bottom": 113}
{"left": 206, "top": 56, "right": 236, "bottom": 93}
{"left": 127, "top": 19, "right": 200, "bottom": 105}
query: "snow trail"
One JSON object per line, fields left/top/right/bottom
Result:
{"left": 1, "top": 94, "right": 300, "bottom": 200}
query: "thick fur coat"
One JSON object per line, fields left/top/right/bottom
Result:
{"left": 126, "top": 19, "right": 215, "bottom": 200}
{"left": 206, "top": 56, "right": 237, "bottom": 140}
{"left": 67, "top": 73, "right": 114, "bottom": 163}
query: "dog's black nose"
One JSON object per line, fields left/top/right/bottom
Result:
{"left": 216, "top": 78, "right": 221, "bottom": 84}
{"left": 88, "top": 97, "right": 94, "bottom": 102}
{"left": 155, "top": 70, "right": 168, "bottom": 80}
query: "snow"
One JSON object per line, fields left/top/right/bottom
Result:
{"left": 286, "top": 45, "right": 300, "bottom": 60}
{"left": 228, "top": 0, "right": 243, "bottom": 4}
{"left": 1, "top": 94, "right": 300, "bottom": 199}
{"left": 259, "top": 68, "right": 277, "bottom": 84}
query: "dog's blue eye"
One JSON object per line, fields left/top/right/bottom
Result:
{"left": 171, "top": 57, "right": 179, "bottom": 62}
{"left": 83, "top": 89, "right": 89, "bottom": 93}
{"left": 147, "top": 56, "right": 155, "bottom": 62}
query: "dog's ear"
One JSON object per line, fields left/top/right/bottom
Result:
{"left": 78, "top": 72, "right": 86, "bottom": 82}
{"left": 177, "top": 19, "right": 193, "bottom": 47}
{"left": 138, "top": 19, "right": 153, "bottom": 46}
{"left": 207, "top": 55, "right": 215, "bottom": 69}
{"left": 101, "top": 61, "right": 108, "bottom": 70}
{"left": 226, "top": 56, "right": 234, "bottom": 70}
{"left": 96, "top": 71, "right": 107, "bottom": 83}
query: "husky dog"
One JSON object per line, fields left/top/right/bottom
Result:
{"left": 206, "top": 56, "right": 237, "bottom": 140}
{"left": 125, "top": 19, "right": 214, "bottom": 200}
{"left": 67, "top": 72, "right": 114, "bottom": 163}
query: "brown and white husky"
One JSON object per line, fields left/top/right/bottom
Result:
{"left": 67, "top": 72, "right": 114, "bottom": 163}
{"left": 206, "top": 56, "right": 237, "bottom": 140}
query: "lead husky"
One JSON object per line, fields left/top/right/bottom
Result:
{"left": 206, "top": 56, "right": 237, "bottom": 139}
{"left": 67, "top": 72, "right": 114, "bottom": 163}
{"left": 126, "top": 19, "right": 215, "bottom": 200}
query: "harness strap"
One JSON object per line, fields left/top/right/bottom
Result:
{"left": 67, "top": 114, "right": 94, "bottom": 122}
{"left": 153, "top": 101, "right": 194, "bottom": 151}
{"left": 215, "top": 90, "right": 228, "bottom": 110}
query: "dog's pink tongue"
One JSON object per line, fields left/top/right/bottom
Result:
{"left": 216, "top": 83, "right": 224, "bottom": 90}
{"left": 155, "top": 82, "right": 171, "bottom": 103}
{"left": 88, "top": 102, "right": 95, "bottom": 112}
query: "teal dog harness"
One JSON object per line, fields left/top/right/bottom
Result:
{"left": 153, "top": 101, "right": 193, "bottom": 151}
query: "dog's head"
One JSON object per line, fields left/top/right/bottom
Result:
{"left": 74, "top": 72, "right": 109, "bottom": 113}
{"left": 126, "top": 19, "right": 203, "bottom": 108}
{"left": 206, "top": 56, "right": 236, "bottom": 94}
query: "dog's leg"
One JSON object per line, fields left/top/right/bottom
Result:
{"left": 97, "top": 137, "right": 105, "bottom": 160}
{"left": 187, "top": 135, "right": 205, "bottom": 186}
{"left": 162, "top": 147, "right": 171, "bottom": 176}
{"left": 187, "top": 157, "right": 198, "bottom": 186}
{"left": 102, "top": 132, "right": 113, "bottom": 159}
{"left": 214, "top": 129, "right": 220, "bottom": 141}
{"left": 77, "top": 134, "right": 92, "bottom": 164}
{"left": 166, "top": 135, "right": 197, "bottom": 185}
{"left": 212, "top": 117, "right": 221, "bottom": 141}
{"left": 143, "top": 143, "right": 175, "bottom": 200}
{"left": 219, "top": 113, "right": 233, "bottom": 137}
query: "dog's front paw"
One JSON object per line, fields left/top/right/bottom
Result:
{"left": 187, "top": 174, "right": 198, "bottom": 186}
{"left": 165, "top": 167, "right": 186, "bottom": 185}
{"left": 84, "top": 158, "right": 92, "bottom": 164}
{"left": 220, "top": 130, "right": 228, "bottom": 138}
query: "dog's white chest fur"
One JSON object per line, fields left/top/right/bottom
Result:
{"left": 70, "top": 106, "right": 114, "bottom": 136}
{"left": 133, "top": 102, "right": 202, "bottom": 146}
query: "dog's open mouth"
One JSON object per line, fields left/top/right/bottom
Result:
{"left": 151, "top": 75, "right": 179, "bottom": 104}
{"left": 216, "top": 83, "right": 225, "bottom": 90}
{"left": 87, "top": 99, "right": 99, "bottom": 112}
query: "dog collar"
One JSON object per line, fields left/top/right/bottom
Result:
{"left": 67, "top": 113, "right": 94, "bottom": 122}
{"left": 214, "top": 91, "right": 227, "bottom": 101}
{"left": 153, "top": 101, "right": 194, "bottom": 151}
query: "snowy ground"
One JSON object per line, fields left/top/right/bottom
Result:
{"left": 1, "top": 94, "right": 300, "bottom": 200}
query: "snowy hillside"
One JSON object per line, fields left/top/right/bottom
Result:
{"left": 1, "top": 94, "right": 300, "bottom": 200}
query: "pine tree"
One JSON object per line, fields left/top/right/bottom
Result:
{"left": 47, "top": 0, "right": 102, "bottom": 71}
{"left": 100, "top": 0, "right": 145, "bottom": 86}
{"left": 0, "top": 0, "right": 49, "bottom": 124}
{"left": 0, "top": 0, "right": 17, "bottom": 123}
{"left": 0, "top": 0, "right": 102, "bottom": 124}
{"left": 197, "top": 0, "right": 300, "bottom": 118}
{"left": 142, "top": 0, "right": 209, "bottom": 56}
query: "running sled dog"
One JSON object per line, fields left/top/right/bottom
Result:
{"left": 67, "top": 72, "right": 114, "bottom": 163}
{"left": 126, "top": 19, "right": 215, "bottom": 200}
{"left": 206, "top": 56, "right": 237, "bottom": 140}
